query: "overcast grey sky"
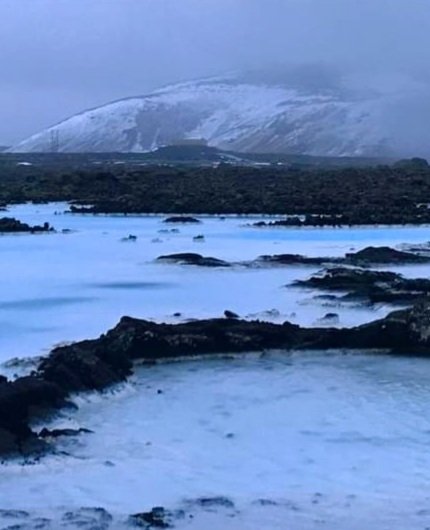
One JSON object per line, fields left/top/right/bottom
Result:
{"left": 1, "top": 0, "right": 430, "bottom": 144}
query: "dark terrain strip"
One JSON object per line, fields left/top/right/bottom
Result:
{"left": 2, "top": 159, "right": 430, "bottom": 224}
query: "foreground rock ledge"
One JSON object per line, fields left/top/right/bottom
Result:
{"left": 2, "top": 303, "right": 430, "bottom": 457}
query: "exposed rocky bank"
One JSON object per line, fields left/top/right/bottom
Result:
{"left": 3, "top": 302, "right": 430, "bottom": 458}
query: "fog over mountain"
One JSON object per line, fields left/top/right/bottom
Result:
{"left": 2, "top": 0, "right": 430, "bottom": 155}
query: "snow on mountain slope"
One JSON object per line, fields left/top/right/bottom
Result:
{"left": 10, "top": 76, "right": 397, "bottom": 156}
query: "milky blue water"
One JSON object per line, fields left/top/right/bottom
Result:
{"left": 2, "top": 203, "right": 430, "bottom": 528}
{"left": 1, "top": 203, "right": 430, "bottom": 366}
{"left": 3, "top": 351, "right": 430, "bottom": 529}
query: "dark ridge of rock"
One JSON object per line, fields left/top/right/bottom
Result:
{"left": 0, "top": 217, "right": 54, "bottom": 234}
{"left": 0, "top": 376, "right": 67, "bottom": 456}
{"left": 130, "top": 507, "right": 173, "bottom": 528}
{"left": 258, "top": 246, "right": 430, "bottom": 267}
{"left": 294, "top": 267, "right": 430, "bottom": 305}
{"left": 345, "top": 246, "right": 430, "bottom": 264}
{"left": 163, "top": 216, "right": 201, "bottom": 224}
{"left": 156, "top": 253, "right": 230, "bottom": 267}
{"left": 39, "top": 338, "right": 134, "bottom": 392}
{"left": 0, "top": 376, "right": 67, "bottom": 428}
{"left": 252, "top": 215, "right": 346, "bottom": 228}
{"left": 38, "top": 427, "right": 93, "bottom": 439}
{"left": 97, "top": 317, "right": 304, "bottom": 361}
{"left": 4, "top": 302, "right": 430, "bottom": 457}
{"left": 156, "top": 246, "right": 430, "bottom": 270}
{"left": 57, "top": 309, "right": 418, "bottom": 368}
{"left": 295, "top": 268, "right": 400, "bottom": 291}
{"left": 257, "top": 253, "right": 339, "bottom": 266}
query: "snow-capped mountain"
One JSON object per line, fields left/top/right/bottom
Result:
{"left": 8, "top": 74, "right": 413, "bottom": 156}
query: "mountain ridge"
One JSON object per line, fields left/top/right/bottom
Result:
{"left": 8, "top": 74, "right": 413, "bottom": 156}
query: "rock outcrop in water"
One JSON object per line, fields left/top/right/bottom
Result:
{"left": 0, "top": 376, "right": 67, "bottom": 455}
{"left": 345, "top": 246, "right": 430, "bottom": 265}
{"left": 155, "top": 247, "right": 430, "bottom": 270}
{"left": 156, "top": 253, "right": 230, "bottom": 267}
{"left": 294, "top": 267, "right": 430, "bottom": 305}
{"left": 163, "top": 216, "right": 201, "bottom": 224}
{"left": 257, "top": 246, "right": 430, "bottom": 267}
{"left": 256, "top": 253, "right": 338, "bottom": 266}
{"left": 3, "top": 303, "right": 430, "bottom": 457}
{"left": 0, "top": 217, "right": 53, "bottom": 233}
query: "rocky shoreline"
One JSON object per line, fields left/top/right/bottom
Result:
{"left": 2, "top": 302, "right": 430, "bottom": 458}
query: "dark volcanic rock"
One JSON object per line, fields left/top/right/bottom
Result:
{"left": 0, "top": 217, "right": 53, "bottom": 234}
{"left": 99, "top": 317, "right": 304, "bottom": 361}
{"left": 83, "top": 310, "right": 423, "bottom": 361}
{"left": 130, "top": 507, "right": 173, "bottom": 528}
{"left": 163, "top": 216, "right": 201, "bottom": 224}
{"left": 252, "top": 215, "right": 345, "bottom": 228}
{"left": 0, "top": 376, "right": 66, "bottom": 456}
{"left": 257, "top": 253, "right": 338, "bottom": 266}
{"left": 156, "top": 246, "right": 429, "bottom": 270}
{"left": 5, "top": 302, "right": 430, "bottom": 458}
{"left": 156, "top": 253, "right": 230, "bottom": 267}
{"left": 258, "top": 246, "right": 430, "bottom": 267}
{"left": 295, "top": 267, "right": 400, "bottom": 291}
{"left": 345, "top": 246, "right": 430, "bottom": 264}
{"left": 294, "top": 267, "right": 430, "bottom": 305}
{"left": 40, "top": 339, "right": 133, "bottom": 392}
{"left": 38, "top": 427, "right": 93, "bottom": 438}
